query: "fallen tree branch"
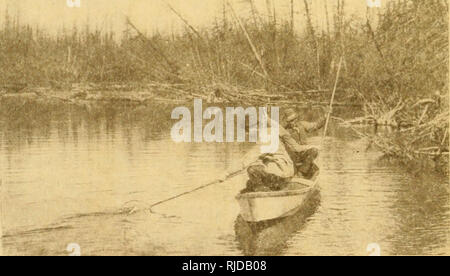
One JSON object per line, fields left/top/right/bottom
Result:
{"left": 126, "top": 17, "right": 179, "bottom": 75}
{"left": 227, "top": 1, "right": 269, "bottom": 79}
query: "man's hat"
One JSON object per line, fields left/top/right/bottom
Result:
{"left": 285, "top": 108, "right": 298, "bottom": 122}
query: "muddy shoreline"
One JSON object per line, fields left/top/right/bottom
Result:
{"left": 0, "top": 85, "right": 191, "bottom": 106}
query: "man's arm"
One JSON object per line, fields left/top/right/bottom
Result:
{"left": 300, "top": 107, "right": 328, "bottom": 133}
{"left": 280, "top": 128, "right": 317, "bottom": 153}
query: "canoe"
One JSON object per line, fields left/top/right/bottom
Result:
{"left": 234, "top": 188, "right": 321, "bottom": 255}
{"left": 236, "top": 171, "right": 320, "bottom": 222}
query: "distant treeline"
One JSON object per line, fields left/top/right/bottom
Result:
{"left": 0, "top": 1, "right": 447, "bottom": 94}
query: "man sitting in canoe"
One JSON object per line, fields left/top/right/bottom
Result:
{"left": 283, "top": 107, "right": 327, "bottom": 178}
{"left": 244, "top": 107, "right": 327, "bottom": 192}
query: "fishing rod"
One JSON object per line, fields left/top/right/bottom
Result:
{"left": 323, "top": 56, "right": 344, "bottom": 139}
{"left": 148, "top": 168, "right": 247, "bottom": 214}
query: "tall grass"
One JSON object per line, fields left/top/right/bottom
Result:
{"left": 0, "top": 1, "right": 340, "bottom": 90}
{"left": 0, "top": 1, "right": 447, "bottom": 93}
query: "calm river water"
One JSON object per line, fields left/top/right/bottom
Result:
{"left": 0, "top": 100, "right": 449, "bottom": 256}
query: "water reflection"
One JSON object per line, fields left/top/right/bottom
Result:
{"left": 0, "top": 99, "right": 449, "bottom": 256}
{"left": 388, "top": 171, "right": 450, "bottom": 255}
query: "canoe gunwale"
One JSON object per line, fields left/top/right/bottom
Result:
{"left": 235, "top": 188, "right": 311, "bottom": 199}
{"left": 236, "top": 169, "right": 320, "bottom": 222}
{"left": 236, "top": 172, "right": 320, "bottom": 199}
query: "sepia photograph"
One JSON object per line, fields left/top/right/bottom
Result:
{"left": 0, "top": 0, "right": 448, "bottom": 257}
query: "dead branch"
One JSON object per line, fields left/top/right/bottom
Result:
{"left": 164, "top": 2, "right": 203, "bottom": 39}
{"left": 226, "top": 1, "right": 269, "bottom": 79}
{"left": 126, "top": 17, "right": 179, "bottom": 75}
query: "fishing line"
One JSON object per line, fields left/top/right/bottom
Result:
{"left": 147, "top": 169, "right": 247, "bottom": 216}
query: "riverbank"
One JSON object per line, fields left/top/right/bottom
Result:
{"left": 0, "top": 83, "right": 191, "bottom": 105}
{"left": 0, "top": 82, "right": 362, "bottom": 106}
